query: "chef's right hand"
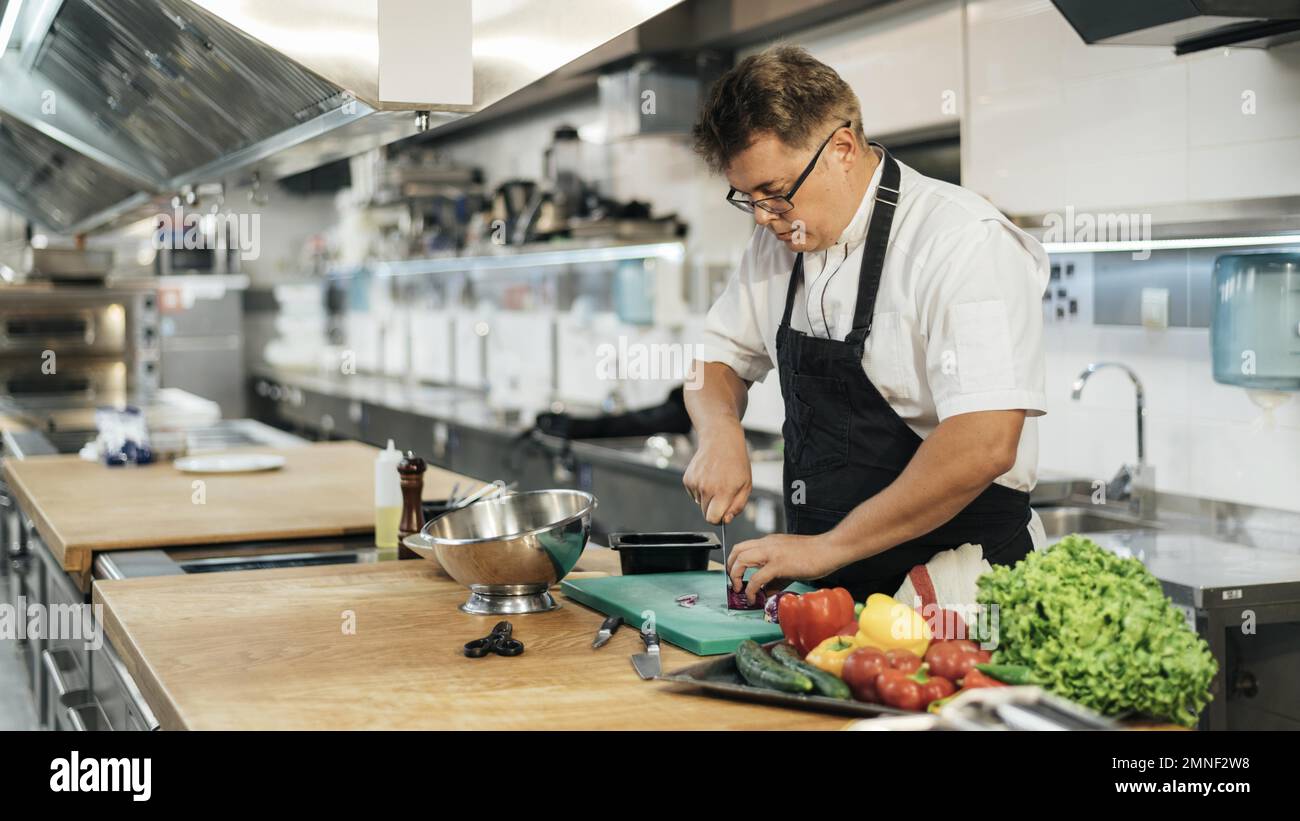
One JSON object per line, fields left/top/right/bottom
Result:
{"left": 683, "top": 425, "right": 752, "bottom": 525}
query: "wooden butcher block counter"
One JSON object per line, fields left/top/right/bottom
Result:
{"left": 2, "top": 441, "right": 482, "bottom": 582}
{"left": 93, "top": 553, "right": 850, "bottom": 731}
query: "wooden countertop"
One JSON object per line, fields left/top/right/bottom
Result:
{"left": 3, "top": 441, "right": 482, "bottom": 578}
{"left": 93, "top": 551, "right": 850, "bottom": 730}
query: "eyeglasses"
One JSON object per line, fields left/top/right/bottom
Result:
{"left": 726, "top": 121, "right": 852, "bottom": 215}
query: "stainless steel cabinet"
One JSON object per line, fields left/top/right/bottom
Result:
{"left": 12, "top": 519, "right": 45, "bottom": 724}
{"left": 89, "top": 639, "right": 159, "bottom": 732}
{"left": 36, "top": 536, "right": 90, "bottom": 731}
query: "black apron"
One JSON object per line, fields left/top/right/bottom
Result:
{"left": 777, "top": 146, "right": 1033, "bottom": 601}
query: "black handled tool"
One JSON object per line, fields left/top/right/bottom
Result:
{"left": 591, "top": 615, "right": 623, "bottom": 649}
{"left": 464, "top": 620, "right": 525, "bottom": 658}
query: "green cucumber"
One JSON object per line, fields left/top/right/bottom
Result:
{"left": 771, "top": 642, "right": 852, "bottom": 700}
{"left": 735, "top": 640, "right": 813, "bottom": 694}
{"left": 975, "top": 663, "right": 1036, "bottom": 685}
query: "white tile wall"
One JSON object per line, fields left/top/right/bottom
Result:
{"left": 771, "top": 0, "right": 965, "bottom": 139}
{"left": 1042, "top": 322, "right": 1300, "bottom": 513}
{"left": 965, "top": 0, "right": 1300, "bottom": 215}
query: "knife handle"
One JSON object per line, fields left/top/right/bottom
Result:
{"left": 640, "top": 627, "right": 659, "bottom": 650}
{"left": 600, "top": 615, "right": 624, "bottom": 634}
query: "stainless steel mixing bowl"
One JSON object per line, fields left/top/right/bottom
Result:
{"left": 403, "top": 489, "right": 596, "bottom": 614}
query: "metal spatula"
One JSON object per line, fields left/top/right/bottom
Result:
{"left": 631, "top": 626, "right": 661, "bottom": 679}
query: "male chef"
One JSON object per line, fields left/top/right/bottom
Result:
{"left": 683, "top": 46, "right": 1049, "bottom": 603}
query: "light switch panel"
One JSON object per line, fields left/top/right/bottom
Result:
{"left": 1141, "top": 287, "right": 1170, "bottom": 330}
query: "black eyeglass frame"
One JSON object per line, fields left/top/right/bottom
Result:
{"left": 725, "top": 121, "right": 853, "bottom": 215}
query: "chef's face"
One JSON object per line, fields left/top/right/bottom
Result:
{"left": 724, "top": 124, "right": 867, "bottom": 253}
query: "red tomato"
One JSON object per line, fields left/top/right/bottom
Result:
{"left": 842, "top": 647, "right": 888, "bottom": 703}
{"left": 924, "top": 641, "right": 981, "bottom": 681}
{"left": 876, "top": 669, "right": 925, "bottom": 711}
{"left": 919, "top": 674, "right": 956, "bottom": 706}
{"left": 885, "top": 648, "right": 922, "bottom": 673}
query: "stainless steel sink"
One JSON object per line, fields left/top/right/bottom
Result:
{"left": 1035, "top": 506, "right": 1160, "bottom": 537}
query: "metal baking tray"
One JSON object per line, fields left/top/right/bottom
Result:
{"left": 660, "top": 641, "right": 915, "bottom": 718}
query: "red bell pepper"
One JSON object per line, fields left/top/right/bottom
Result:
{"left": 778, "top": 587, "right": 857, "bottom": 657}
{"left": 961, "top": 668, "right": 1008, "bottom": 690}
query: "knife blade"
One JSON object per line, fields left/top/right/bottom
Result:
{"left": 591, "top": 615, "right": 623, "bottom": 649}
{"left": 630, "top": 626, "right": 661, "bottom": 680}
{"left": 721, "top": 521, "right": 730, "bottom": 592}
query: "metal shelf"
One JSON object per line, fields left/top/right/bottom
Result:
{"left": 367, "top": 241, "right": 685, "bottom": 278}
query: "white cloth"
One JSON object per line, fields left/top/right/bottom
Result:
{"left": 699, "top": 151, "right": 1050, "bottom": 492}
{"left": 893, "top": 542, "right": 991, "bottom": 617}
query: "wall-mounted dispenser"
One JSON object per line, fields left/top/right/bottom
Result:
{"left": 1211, "top": 252, "right": 1300, "bottom": 395}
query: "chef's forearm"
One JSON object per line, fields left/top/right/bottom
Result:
{"left": 685, "top": 361, "right": 750, "bottom": 438}
{"left": 824, "top": 410, "right": 1026, "bottom": 564}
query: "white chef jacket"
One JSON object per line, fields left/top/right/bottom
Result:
{"left": 699, "top": 150, "right": 1050, "bottom": 495}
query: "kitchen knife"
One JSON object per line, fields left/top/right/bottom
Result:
{"left": 591, "top": 614, "right": 623, "bottom": 649}
{"left": 630, "top": 626, "right": 661, "bottom": 679}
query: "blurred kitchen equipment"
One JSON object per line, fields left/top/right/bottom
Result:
{"left": 607, "top": 531, "right": 719, "bottom": 575}
{"left": 172, "top": 453, "right": 286, "bottom": 473}
{"left": 591, "top": 615, "right": 624, "bottom": 649}
{"left": 88, "top": 406, "right": 153, "bottom": 466}
{"left": 405, "top": 488, "right": 596, "bottom": 614}
{"left": 533, "top": 386, "right": 692, "bottom": 439}
{"left": 452, "top": 479, "right": 508, "bottom": 509}
{"left": 845, "top": 686, "right": 1117, "bottom": 731}
{"left": 544, "top": 125, "right": 588, "bottom": 215}
{"left": 463, "top": 621, "right": 525, "bottom": 658}
{"left": 490, "top": 180, "right": 536, "bottom": 244}
{"left": 1211, "top": 252, "right": 1300, "bottom": 393}
{"left": 631, "top": 624, "right": 662, "bottom": 679}
{"left": 0, "top": 283, "right": 159, "bottom": 403}
{"left": 12, "top": 247, "right": 114, "bottom": 283}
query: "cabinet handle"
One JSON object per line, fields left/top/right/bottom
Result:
{"left": 65, "top": 700, "right": 110, "bottom": 732}
{"left": 41, "top": 648, "right": 89, "bottom": 699}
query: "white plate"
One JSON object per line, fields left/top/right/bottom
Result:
{"left": 173, "top": 454, "right": 287, "bottom": 474}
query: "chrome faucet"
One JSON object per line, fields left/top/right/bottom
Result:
{"left": 1071, "top": 362, "right": 1156, "bottom": 519}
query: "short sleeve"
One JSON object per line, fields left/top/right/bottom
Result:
{"left": 916, "top": 221, "right": 1048, "bottom": 420}
{"left": 696, "top": 234, "right": 775, "bottom": 384}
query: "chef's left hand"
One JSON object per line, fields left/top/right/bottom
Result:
{"left": 726, "top": 533, "right": 846, "bottom": 603}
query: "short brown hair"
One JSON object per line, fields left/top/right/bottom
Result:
{"left": 693, "top": 45, "right": 866, "bottom": 173}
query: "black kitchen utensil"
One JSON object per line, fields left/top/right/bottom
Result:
{"left": 463, "top": 621, "right": 525, "bottom": 658}
{"left": 607, "top": 531, "right": 720, "bottom": 575}
{"left": 591, "top": 614, "right": 624, "bottom": 649}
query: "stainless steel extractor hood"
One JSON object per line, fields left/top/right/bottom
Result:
{"left": 0, "top": 0, "right": 683, "bottom": 234}
{"left": 1051, "top": 0, "right": 1300, "bottom": 55}
{"left": 0, "top": 112, "right": 147, "bottom": 230}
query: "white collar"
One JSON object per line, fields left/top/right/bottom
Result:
{"left": 833, "top": 145, "right": 885, "bottom": 249}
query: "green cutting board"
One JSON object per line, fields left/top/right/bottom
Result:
{"left": 560, "top": 571, "right": 813, "bottom": 656}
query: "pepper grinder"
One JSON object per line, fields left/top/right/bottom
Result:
{"left": 397, "top": 451, "right": 427, "bottom": 560}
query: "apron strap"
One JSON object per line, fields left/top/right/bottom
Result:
{"left": 846, "top": 146, "right": 901, "bottom": 345}
{"left": 779, "top": 253, "right": 804, "bottom": 329}
{"left": 777, "top": 144, "right": 901, "bottom": 346}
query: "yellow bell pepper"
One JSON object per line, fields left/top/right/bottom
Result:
{"left": 804, "top": 635, "right": 860, "bottom": 677}
{"left": 854, "top": 593, "right": 931, "bottom": 656}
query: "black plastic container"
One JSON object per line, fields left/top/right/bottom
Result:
{"left": 607, "top": 531, "right": 721, "bottom": 575}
